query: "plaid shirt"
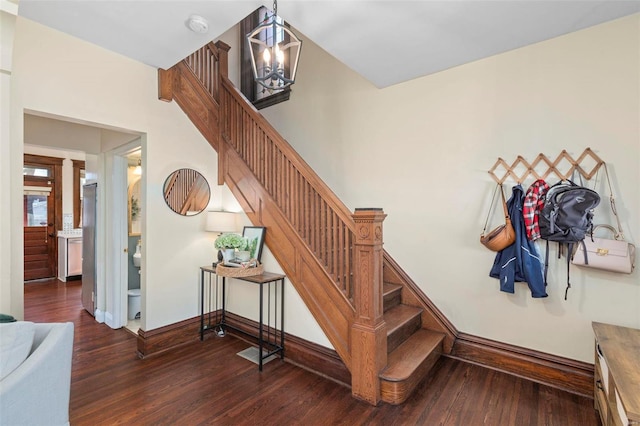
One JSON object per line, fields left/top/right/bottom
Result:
{"left": 523, "top": 179, "right": 549, "bottom": 241}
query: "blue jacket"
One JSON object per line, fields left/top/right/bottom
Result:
{"left": 489, "top": 185, "right": 547, "bottom": 298}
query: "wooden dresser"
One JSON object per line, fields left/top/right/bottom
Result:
{"left": 592, "top": 322, "right": 640, "bottom": 425}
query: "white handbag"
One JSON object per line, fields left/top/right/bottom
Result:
{"left": 572, "top": 163, "right": 636, "bottom": 274}
{"left": 572, "top": 225, "right": 635, "bottom": 273}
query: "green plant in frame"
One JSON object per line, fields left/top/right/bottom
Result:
{"left": 248, "top": 237, "right": 258, "bottom": 258}
{"left": 130, "top": 195, "right": 140, "bottom": 221}
{"left": 237, "top": 237, "right": 250, "bottom": 252}
{"left": 241, "top": 226, "right": 266, "bottom": 261}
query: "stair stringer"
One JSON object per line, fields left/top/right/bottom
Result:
{"left": 159, "top": 62, "right": 220, "bottom": 152}
{"left": 222, "top": 145, "right": 356, "bottom": 371}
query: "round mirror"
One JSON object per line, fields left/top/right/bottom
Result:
{"left": 162, "top": 168, "right": 210, "bottom": 216}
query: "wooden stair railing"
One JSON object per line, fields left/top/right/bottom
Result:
{"left": 217, "top": 72, "right": 360, "bottom": 380}
{"left": 158, "top": 40, "right": 457, "bottom": 406}
{"left": 218, "top": 77, "right": 356, "bottom": 301}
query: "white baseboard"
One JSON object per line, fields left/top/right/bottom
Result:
{"left": 94, "top": 309, "right": 105, "bottom": 323}
{"left": 104, "top": 311, "right": 117, "bottom": 328}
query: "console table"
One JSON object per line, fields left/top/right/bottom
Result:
{"left": 593, "top": 322, "right": 640, "bottom": 425}
{"left": 200, "top": 265, "right": 285, "bottom": 371}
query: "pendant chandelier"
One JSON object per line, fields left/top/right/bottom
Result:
{"left": 246, "top": 0, "right": 302, "bottom": 92}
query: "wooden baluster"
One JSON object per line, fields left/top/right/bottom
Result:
{"left": 217, "top": 88, "right": 227, "bottom": 185}
{"left": 296, "top": 171, "right": 302, "bottom": 233}
{"left": 322, "top": 200, "right": 327, "bottom": 266}
{"left": 346, "top": 227, "right": 353, "bottom": 298}
{"left": 334, "top": 216, "right": 339, "bottom": 286}
{"left": 351, "top": 208, "right": 386, "bottom": 404}
{"left": 310, "top": 190, "right": 317, "bottom": 252}
{"left": 337, "top": 220, "right": 344, "bottom": 291}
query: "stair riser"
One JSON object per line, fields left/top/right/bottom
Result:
{"left": 387, "top": 314, "right": 421, "bottom": 354}
{"left": 383, "top": 289, "right": 402, "bottom": 312}
{"left": 380, "top": 343, "right": 442, "bottom": 405}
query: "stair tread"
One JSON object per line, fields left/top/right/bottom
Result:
{"left": 383, "top": 282, "right": 402, "bottom": 297}
{"left": 380, "top": 329, "right": 445, "bottom": 381}
{"left": 384, "top": 304, "right": 422, "bottom": 334}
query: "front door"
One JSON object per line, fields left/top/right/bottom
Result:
{"left": 23, "top": 176, "right": 56, "bottom": 280}
{"left": 23, "top": 154, "right": 63, "bottom": 281}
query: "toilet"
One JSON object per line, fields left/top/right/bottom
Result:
{"left": 127, "top": 289, "right": 141, "bottom": 320}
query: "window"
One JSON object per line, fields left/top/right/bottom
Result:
{"left": 23, "top": 165, "right": 52, "bottom": 178}
{"left": 240, "top": 7, "right": 292, "bottom": 110}
{"left": 24, "top": 194, "right": 48, "bottom": 226}
{"left": 23, "top": 153, "right": 63, "bottom": 233}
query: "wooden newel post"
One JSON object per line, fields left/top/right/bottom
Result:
{"left": 351, "top": 208, "right": 387, "bottom": 405}
{"left": 214, "top": 41, "right": 230, "bottom": 81}
{"left": 157, "top": 68, "right": 174, "bottom": 102}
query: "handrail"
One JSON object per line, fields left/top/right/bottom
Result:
{"left": 219, "top": 76, "right": 357, "bottom": 301}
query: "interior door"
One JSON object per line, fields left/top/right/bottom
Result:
{"left": 23, "top": 177, "right": 56, "bottom": 281}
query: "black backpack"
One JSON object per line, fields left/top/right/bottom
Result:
{"left": 539, "top": 181, "right": 601, "bottom": 299}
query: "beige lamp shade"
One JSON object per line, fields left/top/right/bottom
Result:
{"left": 205, "top": 211, "right": 237, "bottom": 233}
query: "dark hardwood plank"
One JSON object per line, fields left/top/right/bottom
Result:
{"left": 24, "top": 279, "right": 600, "bottom": 425}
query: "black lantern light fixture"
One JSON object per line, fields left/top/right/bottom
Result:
{"left": 246, "top": 0, "right": 302, "bottom": 92}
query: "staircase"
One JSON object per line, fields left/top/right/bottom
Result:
{"left": 380, "top": 283, "right": 444, "bottom": 404}
{"left": 158, "top": 41, "right": 456, "bottom": 405}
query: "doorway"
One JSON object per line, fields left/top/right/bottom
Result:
{"left": 22, "top": 112, "right": 143, "bottom": 329}
{"left": 23, "top": 154, "right": 63, "bottom": 281}
{"left": 116, "top": 144, "right": 143, "bottom": 332}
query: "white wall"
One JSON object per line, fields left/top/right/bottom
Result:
{"left": 10, "top": 17, "right": 217, "bottom": 331}
{"left": 0, "top": 2, "right": 18, "bottom": 316}
{"left": 259, "top": 15, "right": 640, "bottom": 362}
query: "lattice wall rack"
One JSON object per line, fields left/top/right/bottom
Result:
{"left": 488, "top": 148, "right": 605, "bottom": 184}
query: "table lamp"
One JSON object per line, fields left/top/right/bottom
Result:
{"left": 206, "top": 211, "right": 238, "bottom": 265}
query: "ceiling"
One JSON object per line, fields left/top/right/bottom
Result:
{"left": 17, "top": 1, "right": 640, "bottom": 88}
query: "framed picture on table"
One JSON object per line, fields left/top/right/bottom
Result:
{"left": 242, "top": 226, "right": 266, "bottom": 262}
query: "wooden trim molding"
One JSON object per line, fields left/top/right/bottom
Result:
{"left": 221, "top": 312, "right": 351, "bottom": 387}
{"left": 135, "top": 317, "right": 201, "bottom": 359}
{"left": 135, "top": 311, "right": 351, "bottom": 386}
{"left": 72, "top": 160, "right": 85, "bottom": 229}
{"left": 449, "top": 332, "right": 594, "bottom": 398}
{"left": 135, "top": 312, "right": 592, "bottom": 398}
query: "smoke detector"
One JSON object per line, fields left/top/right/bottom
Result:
{"left": 186, "top": 15, "right": 209, "bottom": 34}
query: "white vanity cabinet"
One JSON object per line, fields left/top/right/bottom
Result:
{"left": 58, "top": 232, "right": 83, "bottom": 282}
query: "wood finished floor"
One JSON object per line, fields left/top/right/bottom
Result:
{"left": 24, "top": 279, "right": 600, "bottom": 426}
